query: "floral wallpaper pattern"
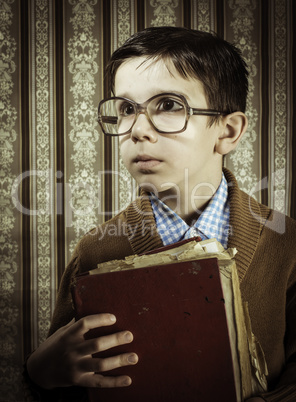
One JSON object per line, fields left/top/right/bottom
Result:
{"left": 0, "top": 0, "right": 295, "bottom": 400}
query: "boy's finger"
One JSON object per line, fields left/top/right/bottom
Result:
{"left": 78, "top": 373, "right": 132, "bottom": 388}
{"left": 67, "top": 314, "right": 117, "bottom": 336}
{"left": 77, "top": 331, "right": 134, "bottom": 355}
{"left": 78, "top": 352, "right": 138, "bottom": 373}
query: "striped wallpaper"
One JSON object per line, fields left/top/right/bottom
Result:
{"left": 0, "top": 1, "right": 295, "bottom": 400}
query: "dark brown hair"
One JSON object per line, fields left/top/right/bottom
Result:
{"left": 106, "top": 26, "right": 249, "bottom": 119}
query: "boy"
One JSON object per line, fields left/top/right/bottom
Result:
{"left": 24, "top": 27, "right": 296, "bottom": 401}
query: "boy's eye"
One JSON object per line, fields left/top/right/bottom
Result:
{"left": 157, "top": 98, "right": 184, "bottom": 112}
{"left": 119, "top": 102, "right": 135, "bottom": 116}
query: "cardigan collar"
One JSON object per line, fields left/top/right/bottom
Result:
{"left": 126, "top": 168, "right": 271, "bottom": 282}
{"left": 223, "top": 168, "right": 271, "bottom": 281}
{"left": 125, "top": 191, "right": 163, "bottom": 255}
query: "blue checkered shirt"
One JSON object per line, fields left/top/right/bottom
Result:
{"left": 150, "top": 173, "right": 230, "bottom": 249}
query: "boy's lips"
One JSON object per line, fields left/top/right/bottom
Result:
{"left": 133, "top": 154, "right": 162, "bottom": 169}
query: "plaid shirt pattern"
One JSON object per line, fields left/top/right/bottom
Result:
{"left": 150, "top": 173, "right": 230, "bottom": 249}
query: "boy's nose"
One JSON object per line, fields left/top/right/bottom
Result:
{"left": 130, "top": 113, "right": 158, "bottom": 143}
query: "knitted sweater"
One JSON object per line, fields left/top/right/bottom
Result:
{"left": 24, "top": 169, "right": 296, "bottom": 401}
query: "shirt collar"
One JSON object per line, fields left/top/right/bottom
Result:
{"left": 149, "top": 173, "right": 230, "bottom": 248}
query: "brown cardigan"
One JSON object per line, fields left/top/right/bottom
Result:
{"left": 25, "top": 169, "right": 296, "bottom": 401}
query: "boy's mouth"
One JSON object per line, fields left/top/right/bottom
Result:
{"left": 134, "top": 154, "right": 162, "bottom": 169}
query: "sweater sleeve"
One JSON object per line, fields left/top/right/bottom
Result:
{"left": 22, "top": 246, "right": 88, "bottom": 402}
{"left": 48, "top": 251, "right": 81, "bottom": 336}
{"left": 23, "top": 212, "right": 137, "bottom": 401}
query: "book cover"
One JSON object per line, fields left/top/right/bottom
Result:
{"left": 71, "top": 238, "right": 267, "bottom": 402}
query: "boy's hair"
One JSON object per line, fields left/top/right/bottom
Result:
{"left": 106, "top": 27, "right": 249, "bottom": 121}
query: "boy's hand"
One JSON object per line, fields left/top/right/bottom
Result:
{"left": 27, "top": 314, "right": 138, "bottom": 390}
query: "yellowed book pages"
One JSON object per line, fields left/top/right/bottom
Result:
{"left": 93, "top": 238, "right": 267, "bottom": 401}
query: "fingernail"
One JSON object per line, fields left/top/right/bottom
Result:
{"left": 109, "top": 314, "right": 116, "bottom": 322}
{"left": 123, "top": 377, "right": 132, "bottom": 386}
{"left": 128, "top": 354, "right": 138, "bottom": 364}
{"left": 124, "top": 332, "right": 133, "bottom": 342}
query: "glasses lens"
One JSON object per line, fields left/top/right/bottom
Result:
{"left": 98, "top": 94, "right": 187, "bottom": 135}
{"left": 99, "top": 98, "right": 136, "bottom": 135}
{"left": 148, "top": 94, "right": 187, "bottom": 133}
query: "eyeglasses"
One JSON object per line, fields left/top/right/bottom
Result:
{"left": 97, "top": 92, "right": 229, "bottom": 136}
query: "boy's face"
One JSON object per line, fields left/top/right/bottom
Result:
{"left": 116, "top": 57, "right": 226, "bottom": 200}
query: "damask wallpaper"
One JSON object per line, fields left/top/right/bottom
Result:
{"left": 0, "top": 0, "right": 295, "bottom": 400}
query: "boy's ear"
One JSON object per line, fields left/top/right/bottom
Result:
{"left": 215, "top": 112, "right": 248, "bottom": 155}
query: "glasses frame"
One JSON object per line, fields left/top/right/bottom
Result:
{"left": 97, "top": 92, "right": 229, "bottom": 136}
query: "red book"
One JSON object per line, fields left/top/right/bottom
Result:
{"left": 72, "top": 239, "right": 241, "bottom": 401}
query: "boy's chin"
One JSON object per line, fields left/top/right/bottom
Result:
{"left": 139, "top": 182, "right": 178, "bottom": 196}
{"left": 139, "top": 183, "right": 159, "bottom": 193}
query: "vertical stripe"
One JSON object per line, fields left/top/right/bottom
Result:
{"left": 1, "top": 0, "right": 22, "bottom": 399}
{"left": 183, "top": 0, "right": 191, "bottom": 28}
{"left": 54, "top": 0, "right": 66, "bottom": 283}
{"left": 20, "top": 0, "right": 32, "bottom": 361}
{"left": 269, "top": 0, "right": 291, "bottom": 215}
{"left": 286, "top": 0, "right": 293, "bottom": 217}
{"left": 215, "top": 0, "right": 224, "bottom": 37}
{"left": 209, "top": 0, "right": 215, "bottom": 31}
{"left": 111, "top": 0, "right": 137, "bottom": 217}
{"left": 145, "top": 0, "right": 181, "bottom": 27}
{"left": 30, "top": 0, "right": 56, "bottom": 347}
{"left": 260, "top": 0, "right": 269, "bottom": 207}
{"left": 30, "top": 0, "right": 38, "bottom": 349}
{"left": 103, "top": 0, "right": 113, "bottom": 220}
{"left": 48, "top": 0, "right": 56, "bottom": 323}
{"left": 191, "top": 0, "right": 215, "bottom": 32}
{"left": 111, "top": 0, "right": 119, "bottom": 216}
{"left": 291, "top": 0, "right": 296, "bottom": 219}
{"left": 191, "top": 0, "right": 198, "bottom": 28}
{"left": 136, "top": 0, "right": 145, "bottom": 31}
{"left": 64, "top": 0, "right": 104, "bottom": 259}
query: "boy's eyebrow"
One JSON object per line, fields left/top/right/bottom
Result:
{"left": 114, "top": 90, "right": 193, "bottom": 102}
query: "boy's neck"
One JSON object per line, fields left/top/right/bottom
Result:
{"left": 157, "top": 173, "right": 222, "bottom": 224}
